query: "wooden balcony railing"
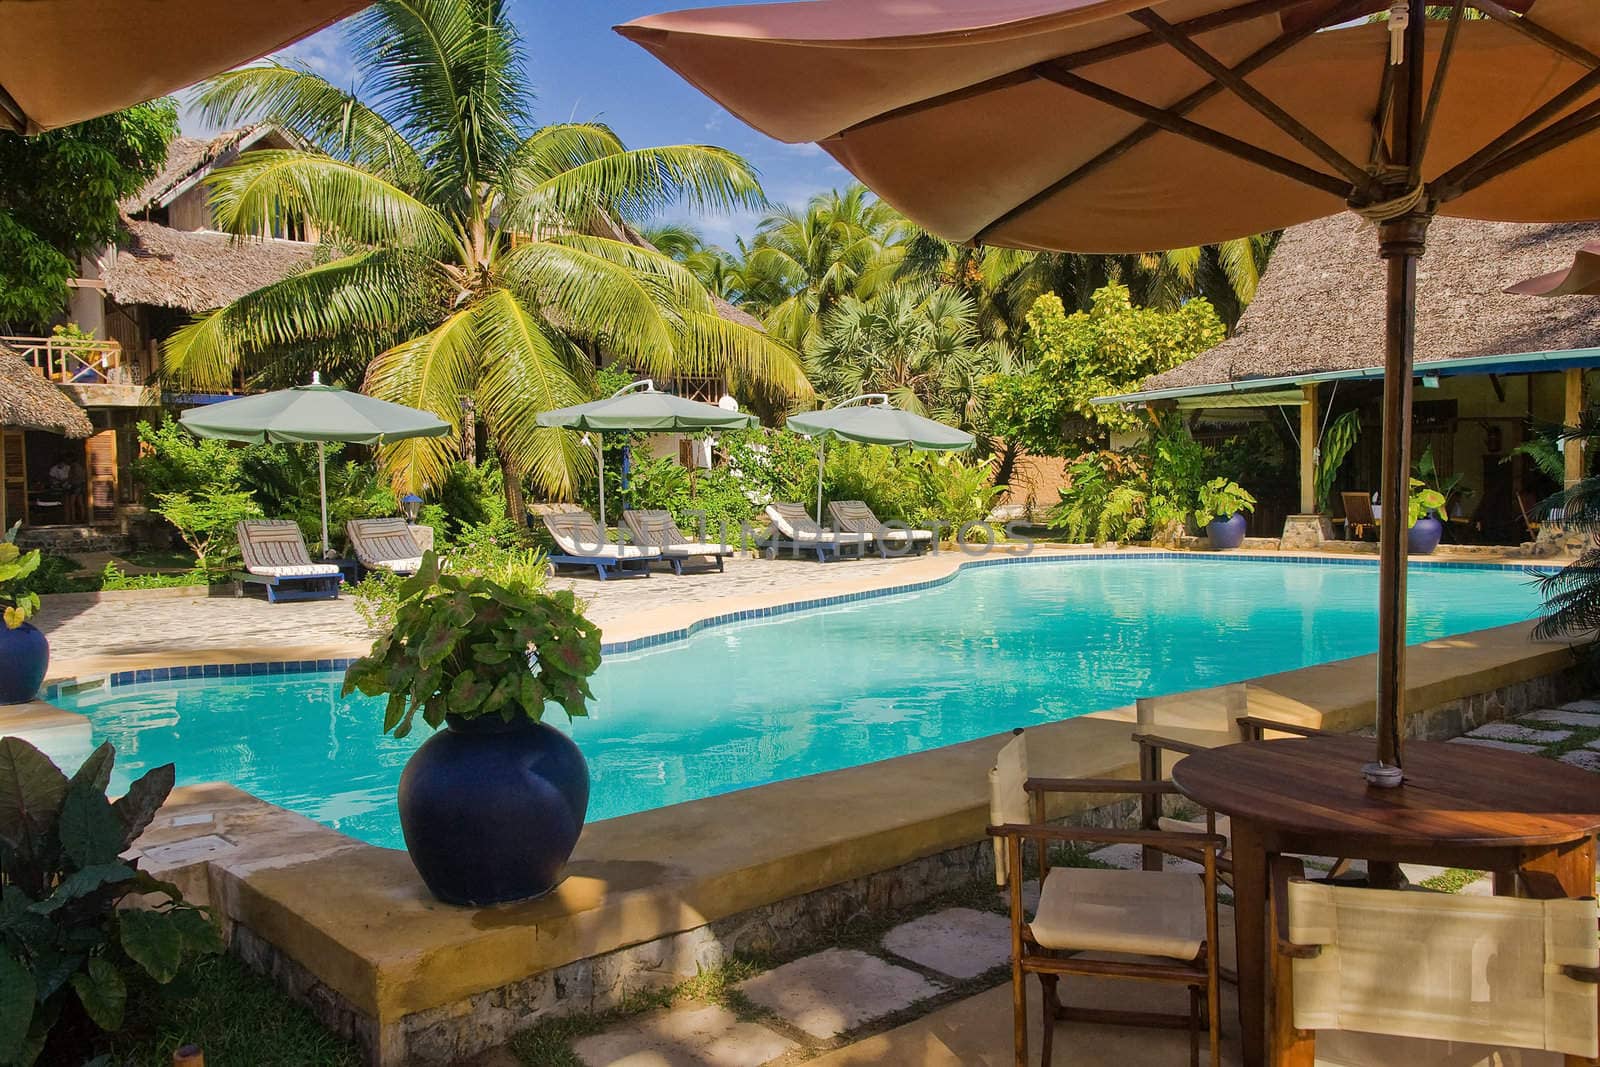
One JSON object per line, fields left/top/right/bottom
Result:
{"left": 1, "top": 335, "right": 124, "bottom": 385}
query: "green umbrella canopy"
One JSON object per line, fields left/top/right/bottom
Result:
{"left": 178, "top": 379, "right": 452, "bottom": 445}
{"left": 536, "top": 384, "right": 757, "bottom": 432}
{"left": 787, "top": 397, "right": 973, "bottom": 451}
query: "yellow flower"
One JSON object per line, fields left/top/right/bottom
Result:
{"left": 2, "top": 606, "right": 23, "bottom": 629}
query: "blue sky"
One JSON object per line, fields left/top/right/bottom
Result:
{"left": 183, "top": 1, "right": 851, "bottom": 249}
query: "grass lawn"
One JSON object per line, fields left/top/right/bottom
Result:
{"left": 104, "top": 955, "right": 359, "bottom": 1067}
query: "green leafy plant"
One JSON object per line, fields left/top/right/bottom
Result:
{"left": 96, "top": 563, "right": 206, "bottom": 591}
{"left": 1314, "top": 409, "right": 1362, "bottom": 512}
{"left": 343, "top": 552, "right": 600, "bottom": 738}
{"left": 914, "top": 457, "right": 1003, "bottom": 535}
{"left": 1407, "top": 478, "right": 1447, "bottom": 527}
{"left": 1047, "top": 451, "right": 1145, "bottom": 544}
{"left": 0, "top": 738, "right": 220, "bottom": 1064}
{"left": 1412, "top": 445, "right": 1470, "bottom": 517}
{"left": 1194, "top": 477, "right": 1256, "bottom": 527}
{"left": 0, "top": 525, "right": 41, "bottom": 630}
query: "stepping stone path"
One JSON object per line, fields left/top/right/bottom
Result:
{"left": 1523, "top": 708, "right": 1600, "bottom": 727}
{"left": 738, "top": 948, "right": 944, "bottom": 1040}
{"left": 1089, "top": 842, "right": 1202, "bottom": 874}
{"left": 572, "top": 1004, "right": 796, "bottom": 1067}
{"left": 1447, "top": 736, "right": 1544, "bottom": 753}
{"left": 1560, "top": 750, "right": 1600, "bottom": 773}
{"left": 1463, "top": 721, "right": 1571, "bottom": 744}
{"left": 880, "top": 908, "right": 1013, "bottom": 979}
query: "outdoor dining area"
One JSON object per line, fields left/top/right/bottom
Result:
{"left": 619, "top": 0, "right": 1600, "bottom": 1063}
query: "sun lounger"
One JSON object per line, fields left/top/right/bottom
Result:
{"left": 346, "top": 517, "right": 427, "bottom": 576}
{"left": 540, "top": 511, "right": 660, "bottom": 580}
{"left": 235, "top": 519, "right": 344, "bottom": 603}
{"left": 619, "top": 509, "right": 735, "bottom": 574}
{"left": 827, "top": 500, "right": 933, "bottom": 556}
{"left": 762, "top": 502, "right": 870, "bottom": 562}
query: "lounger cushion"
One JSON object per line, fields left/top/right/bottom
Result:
{"left": 659, "top": 542, "right": 735, "bottom": 557}
{"left": 248, "top": 563, "right": 343, "bottom": 578}
{"left": 554, "top": 543, "right": 657, "bottom": 561}
{"left": 1030, "top": 867, "right": 1205, "bottom": 960}
{"left": 371, "top": 556, "right": 423, "bottom": 574}
{"left": 347, "top": 518, "right": 424, "bottom": 570}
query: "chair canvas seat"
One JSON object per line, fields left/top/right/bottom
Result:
{"left": 1031, "top": 866, "right": 1207, "bottom": 961}
{"left": 248, "top": 562, "right": 343, "bottom": 578}
{"left": 347, "top": 518, "right": 426, "bottom": 574}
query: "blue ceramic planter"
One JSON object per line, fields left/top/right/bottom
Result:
{"left": 1206, "top": 512, "right": 1248, "bottom": 551}
{"left": 1408, "top": 515, "right": 1444, "bottom": 555}
{"left": 0, "top": 623, "right": 47, "bottom": 705}
{"left": 398, "top": 712, "right": 589, "bottom": 906}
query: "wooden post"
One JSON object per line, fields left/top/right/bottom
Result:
{"left": 1564, "top": 367, "right": 1584, "bottom": 488}
{"left": 1299, "top": 382, "right": 1318, "bottom": 513}
{"left": 1375, "top": 215, "right": 1428, "bottom": 773}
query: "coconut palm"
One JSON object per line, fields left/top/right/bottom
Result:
{"left": 165, "top": 0, "right": 808, "bottom": 516}
{"left": 744, "top": 184, "right": 910, "bottom": 350}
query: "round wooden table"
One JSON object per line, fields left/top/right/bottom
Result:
{"left": 1173, "top": 736, "right": 1600, "bottom": 1067}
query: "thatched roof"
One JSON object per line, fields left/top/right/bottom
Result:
{"left": 0, "top": 345, "right": 93, "bottom": 437}
{"left": 103, "top": 219, "right": 318, "bottom": 313}
{"left": 1139, "top": 214, "right": 1600, "bottom": 394}
{"left": 121, "top": 125, "right": 289, "bottom": 215}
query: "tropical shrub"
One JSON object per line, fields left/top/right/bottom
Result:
{"left": 986, "top": 285, "right": 1226, "bottom": 456}
{"left": 239, "top": 445, "right": 397, "bottom": 547}
{"left": 96, "top": 563, "right": 207, "bottom": 591}
{"left": 1314, "top": 409, "right": 1362, "bottom": 512}
{"left": 1412, "top": 445, "right": 1470, "bottom": 518}
{"left": 914, "top": 457, "right": 1004, "bottom": 535}
{"left": 1194, "top": 477, "right": 1256, "bottom": 527}
{"left": 0, "top": 738, "right": 220, "bottom": 1064}
{"left": 1407, "top": 479, "right": 1447, "bottom": 527}
{"left": 821, "top": 443, "right": 925, "bottom": 524}
{"left": 150, "top": 491, "right": 262, "bottom": 579}
{"left": 133, "top": 420, "right": 243, "bottom": 499}
{"left": 343, "top": 553, "right": 600, "bottom": 738}
{"left": 1048, "top": 451, "right": 1146, "bottom": 544}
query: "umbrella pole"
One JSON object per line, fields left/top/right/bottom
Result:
{"left": 317, "top": 441, "right": 330, "bottom": 560}
{"left": 815, "top": 438, "right": 825, "bottom": 523}
{"left": 1374, "top": 218, "right": 1428, "bottom": 774}
{"left": 597, "top": 433, "right": 606, "bottom": 530}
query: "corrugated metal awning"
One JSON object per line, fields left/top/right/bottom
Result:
{"left": 1093, "top": 347, "right": 1600, "bottom": 407}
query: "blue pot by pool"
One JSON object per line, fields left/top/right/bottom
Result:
{"left": 1206, "top": 512, "right": 1248, "bottom": 551}
{"left": 398, "top": 711, "right": 589, "bottom": 906}
{"left": 0, "top": 623, "right": 48, "bottom": 705}
{"left": 1408, "top": 515, "right": 1444, "bottom": 555}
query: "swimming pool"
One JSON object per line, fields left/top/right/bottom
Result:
{"left": 51, "top": 556, "right": 1542, "bottom": 850}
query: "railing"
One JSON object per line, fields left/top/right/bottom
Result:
{"left": 1, "top": 335, "right": 123, "bottom": 385}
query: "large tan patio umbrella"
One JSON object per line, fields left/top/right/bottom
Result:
{"left": 1507, "top": 240, "right": 1600, "bottom": 295}
{"left": 0, "top": 0, "right": 368, "bottom": 134}
{"left": 620, "top": 0, "right": 1600, "bottom": 775}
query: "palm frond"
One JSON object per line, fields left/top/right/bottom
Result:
{"left": 674, "top": 310, "right": 812, "bottom": 400}
{"left": 190, "top": 64, "right": 423, "bottom": 184}
{"left": 497, "top": 239, "right": 680, "bottom": 365}
{"left": 365, "top": 304, "right": 479, "bottom": 494}
{"left": 206, "top": 150, "right": 453, "bottom": 252}
{"left": 474, "top": 288, "right": 594, "bottom": 498}
{"left": 161, "top": 250, "right": 432, "bottom": 389}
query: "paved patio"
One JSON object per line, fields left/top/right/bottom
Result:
{"left": 36, "top": 551, "right": 960, "bottom": 676}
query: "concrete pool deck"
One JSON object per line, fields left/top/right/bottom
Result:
{"left": 13, "top": 544, "right": 1586, "bottom": 1064}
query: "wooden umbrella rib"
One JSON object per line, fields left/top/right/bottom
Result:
{"left": 1466, "top": 0, "right": 1600, "bottom": 70}
{"left": 1035, "top": 67, "right": 1351, "bottom": 197}
{"left": 972, "top": 0, "right": 1371, "bottom": 244}
{"left": 1128, "top": 8, "right": 1377, "bottom": 195}
{"left": 1411, "top": 0, "right": 1466, "bottom": 188}
{"left": 833, "top": 0, "right": 1312, "bottom": 140}
{"left": 1433, "top": 64, "right": 1600, "bottom": 199}
{"left": 1451, "top": 96, "right": 1600, "bottom": 198}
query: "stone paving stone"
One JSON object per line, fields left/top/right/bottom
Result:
{"left": 1088, "top": 843, "right": 1203, "bottom": 874}
{"left": 1463, "top": 721, "right": 1571, "bottom": 744}
{"left": 1521, "top": 708, "right": 1600, "bottom": 728}
{"left": 738, "top": 948, "right": 943, "bottom": 1040}
{"left": 571, "top": 1004, "right": 797, "bottom": 1067}
{"left": 1559, "top": 699, "right": 1600, "bottom": 715}
{"left": 997, "top": 879, "right": 1041, "bottom": 914}
{"left": 881, "top": 908, "right": 1012, "bottom": 980}
{"left": 1559, "top": 749, "right": 1600, "bottom": 773}
{"left": 1446, "top": 737, "right": 1544, "bottom": 754}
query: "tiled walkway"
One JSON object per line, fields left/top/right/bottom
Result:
{"left": 502, "top": 697, "right": 1600, "bottom": 1066}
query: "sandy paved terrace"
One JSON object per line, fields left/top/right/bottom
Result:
{"left": 38, "top": 551, "right": 970, "bottom": 675}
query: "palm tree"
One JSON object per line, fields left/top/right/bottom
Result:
{"left": 165, "top": 0, "right": 808, "bottom": 518}
{"left": 743, "top": 184, "right": 909, "bottom": 351}
{"left": 805, "top": 284, "right": 1013, "bottom": 444}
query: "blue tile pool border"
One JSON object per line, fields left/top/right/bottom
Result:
{"left": 42, "top": 550, "right": 1553, "bottom": 700}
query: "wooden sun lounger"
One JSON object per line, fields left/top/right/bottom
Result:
{"left": 235, "top": 519, "right": 344, "bottom": 603}
{"left": 762, "top": 503, "right": 870, "bottom": 562}
{"left": 346, "top": 517, "right": 426, "bottom": 576}
{"left": 539, "top": 511, "right": 660, "bottom": 580}
{"left": 619, "top": 509, "right": 736, "bottom": 574}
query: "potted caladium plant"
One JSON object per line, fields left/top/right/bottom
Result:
{"left": 1194, "top": 477, "right": 1256, "bottom": 551}
{"left": 0, "top": 524, "right": 47, "bottom": 704}
{"left": 343, "top": 552, "right": 601, "bottom": 906}
{"left": 1407, "top": 478, "right": 1449, "bottom": 555}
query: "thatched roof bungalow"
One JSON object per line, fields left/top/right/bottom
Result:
{"left": 0, "top": 345, "right": 92, "bottom": 437}
{"left": 1097, "top": 214, "right": 1600, "bottom": 544}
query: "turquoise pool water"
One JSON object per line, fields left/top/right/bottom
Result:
{"left": 51, "top": 558, "right": 1542, "bottom": 850}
